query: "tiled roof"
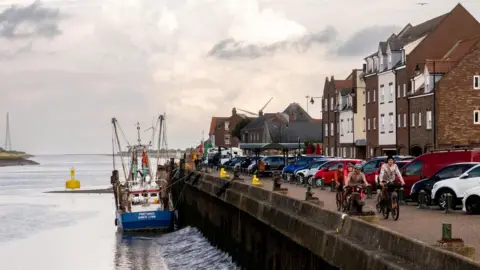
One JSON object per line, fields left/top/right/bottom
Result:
{"left": 334, "top": 80, "right": 352, "bottom": 89}
{"left": 208, "top": 116, "right": 228, "bottom": 135}
{"left": 443, "top": 36, "right": 480, "bottom": 61}
{"left": 425, "top": 60, "right": 458, "bottom": 73}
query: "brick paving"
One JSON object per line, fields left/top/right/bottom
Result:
{"left": 207, "top": 171, "right": 480, "bottom": 261}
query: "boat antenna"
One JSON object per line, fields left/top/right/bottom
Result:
{"left": 112, "top": 125, "right": 116, "bottom": 169}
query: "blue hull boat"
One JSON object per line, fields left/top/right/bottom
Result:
{"left": 116, "top": 210, "right": 173, "bottom": 231}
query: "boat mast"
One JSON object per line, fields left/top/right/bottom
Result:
{"left": 112, "top": 118, "right": 128, "bottom": 181}
{"left": 136, "top": 122, "right": 142, "bottom": 146}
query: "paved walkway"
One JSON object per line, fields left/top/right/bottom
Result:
{"left": 207, "top": 172, "right": 480, "bottom": 261}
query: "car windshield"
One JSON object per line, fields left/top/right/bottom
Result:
{"left": 317, "top": 160, "right": 334, "bottom": 169}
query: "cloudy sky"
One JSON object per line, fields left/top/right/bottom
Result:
{"left": 0, "top": 0, "right": 479, "bottom": 154}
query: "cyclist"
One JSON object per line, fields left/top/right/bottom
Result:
{"left": 345, "top": 164, "right": 369, "bottom": 194}
{"left": 378, "top": 156, "right": 405, "bottom": 205}
{"left": 334, "top": 164, "right": 346, "bottom": 191}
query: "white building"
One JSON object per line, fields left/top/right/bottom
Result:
{"left": 339, "top": 88, "right": 355, "bottom": 157}
{"left": 377, "top": 42, "right": 400, "bottom": 147}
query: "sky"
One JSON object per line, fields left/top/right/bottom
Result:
{"left": 0, "top": 0, "right": 479, "bottom": 154}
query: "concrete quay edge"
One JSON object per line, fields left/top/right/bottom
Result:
{"left": 183, "top": 172, "right": 480, "bottom": 270}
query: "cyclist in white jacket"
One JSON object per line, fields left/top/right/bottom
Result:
{"left": 378, "top": 156, "right": 405, "bottom": 186}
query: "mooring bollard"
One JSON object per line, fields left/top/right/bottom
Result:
{"left": 442, "top": 223, "right": 452, "bottom": 240}
{"left": 330, "top": 181, "right": 336, "bottom": 192}
{"left": 444, "top": 193, "right": 453, "bottom": 213}
{"left": 417, "top": 190, "right": 428, "bottom": 209}
{"left": 305, "top": 186, "right": 314, "bottom": 200}
{"left": 319, "top": 179, "right": 326, "bottom": 190}
{"left": 398, "top": 187, "right": 406, "bottom": 205}
{"left": 365, "top": 185, "right": 372, "bottom": 199}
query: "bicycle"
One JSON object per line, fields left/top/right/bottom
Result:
{"left": 379, "top": 181, "right": 401, "bottom": 221}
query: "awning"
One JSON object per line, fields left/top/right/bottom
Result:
{"left": 238, "top": 142, "right": 305, "bottom": 150}
{"left": 355, "top": 139, "right": 367, "bottom": 146}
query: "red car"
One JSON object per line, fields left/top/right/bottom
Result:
{"left": 313, "top": 159, "right": 363, "bottom": 187}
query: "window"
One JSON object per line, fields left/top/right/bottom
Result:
{"left": 341, "top": 120, "right": 344, "bottom": 135}
{"left": 330, "top": 147, "right": 334, "bottom": 156}
{"left": 418, "top": 112, "right": 422, "bottom": 127}
{"left": 373, "top": 89, "right": 376, "bottom": 102}
{"left": 380, "top": 114, "right": 385, "bottom": 132}
{"left": 388, "top": 53, "right": 392, "bottom": 66}
{"left": 224, "top": 121, "right": 230, "bottom": 131}
{"left": 403, "top": 114, "right": 407, "bottom": 127}
{"left": 325, "top": 148, "right": 328, "bottom": 156}
{"left": 474, "top": 76, "right": 480, "bottom": 89}
{"left": 411, "top": 113, "right": 415, "bottom": 127}
{"left": 369, "top": 148, "right": 373, "bottom": 158}
{"left": 403, "top": 84, "right": 406, "bottom": 97}
{"left": 330, "top": 122, "right": 334, "bottom": 136}
{"left": 474, "top": 110, "right": 480, "bottom": 124}
{"left": 324, "top": 99, "right": 328, "bottom": 111}
{"left": 373, "top": 117, "right": 376, "bottom": 130}
{"left": 330, "top": 97, "right": 334, "bottom": 110}
{"left": 405, "top": 161, "right": 423, "bottom": 176}
{"left": 368, "top": 118, "right": 371, "bottom": 130}
{"left": 397, "top": 85, "right": 401, "bottom": 98}
{"left": 410, "top": 80, "right": 414, "bottom": 94}
{"left": 435, "top": 165, "right": 476, "bottom": 181}
{"left": 328, "top": 162, "right": 342, "bottom": 171}
{"left": 397, "top": 114, "right": 401, "bottom": 127}
{"left": 468, "top": 166, "right": 480, "bottom": 177}
{"left": 325, "top": 124, "right": 328, "bottom": 137}
{"left": 362, "top": 160, "right": 377, "bottom": 173}
{"left": 343, "top": 147, "right": 346, "bottom": 157}
{"left": 389, "top": 84, "right": 393, "bottom": 102}
{"left": 389, "top": 114, "right": 394, "bottom": 131}
{"left": 426, "top": 111, "right": 432, "bottom": 129}
{"left": 367, "top": 91, "right": 370, "bottom": 103}
{"left": 380, "top": 86, "right": 384, "bottom": 103}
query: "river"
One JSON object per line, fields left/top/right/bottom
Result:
{"left": 0, "top": 154, "right": 239, "bottom": 270}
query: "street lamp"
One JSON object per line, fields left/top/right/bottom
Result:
{"left": 305, "top": 95, "right": 322, "bottom": 114}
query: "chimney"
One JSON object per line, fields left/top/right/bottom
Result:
{"left": 331, "top": 75, "right": 334, "bottom": 81}
{"left": 326, "top": 76, "right": 329, "bottom": 83}
{"left": 232, "top": 107, "right": 237, "bottom": 116}
{"left": 363, "top": 64, "right": 366, "bottom": 72}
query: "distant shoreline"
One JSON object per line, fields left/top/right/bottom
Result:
{"left": 0, "top": 158, "right": 39, "bottom": 167}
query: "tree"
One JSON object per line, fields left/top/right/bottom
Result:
{"left": 232, "top": 118, "right": 252, "bottom": 140}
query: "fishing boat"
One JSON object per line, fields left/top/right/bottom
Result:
{"left": 110, "top": 114, "right": 175, "bottom": 232}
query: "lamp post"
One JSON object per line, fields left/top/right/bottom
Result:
{"left": 305, "top": 95, "right": 322, "bottom": 114}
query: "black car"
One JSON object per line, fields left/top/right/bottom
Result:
{"left": 409, "top": 162, "right": 478, "bottom": 204}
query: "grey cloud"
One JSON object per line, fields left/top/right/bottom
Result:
{"left": 0, "top": 1, "right": 63, "bottom": 39}
{"left": 208, "top": 26, "right": 337, "bottom": 59}
{"left": 336, "top": 25, "right": 401, "bottom": 56}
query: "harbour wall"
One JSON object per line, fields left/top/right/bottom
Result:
{"left": 172, "top": 171, "right": 480, "bottom": 270}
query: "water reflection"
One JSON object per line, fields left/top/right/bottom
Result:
{"left": 114, "top": 227, "right": 240, "bottom": 270}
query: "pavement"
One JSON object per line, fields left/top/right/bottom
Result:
{"left": 207, "top": 171, "right": 480, "bottom": 261}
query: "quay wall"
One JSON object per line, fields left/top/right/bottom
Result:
{"left": 172, "top": 171, "right": 480, "bottom": 270}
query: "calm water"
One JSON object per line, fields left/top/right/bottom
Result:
{"left": 0, "top": 155, "right": 239, "bottom": 270}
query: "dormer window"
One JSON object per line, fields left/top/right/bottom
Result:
{"left": 388, "top": 54, "right": 392, "bottom": 66}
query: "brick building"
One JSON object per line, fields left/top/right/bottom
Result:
{"left": 322, "top": 76, "right": 352, "bottom": 156}
{"left": 208, "top": 108, "right": 250, "bottom": 148}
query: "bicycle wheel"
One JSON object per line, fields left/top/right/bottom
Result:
{"left": 376, "top": 193, "right": 382, "bottom": 213}
{"left": 382, "top": 195, "right": 390, "bottom": 219}
{"left": 343, "top": 195, "right": 350, "bottom": 213}
{"left": 391, "top": 191, "right": 399, "bottom": 221}
{"left": 336, "top": 192, "right": 341, "bottom": 211}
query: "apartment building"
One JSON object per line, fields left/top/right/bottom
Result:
{"left": 352, "top": 69, "right": 366, "bottom": 159}
{"left": 363, "top": 54, "right": 379, "bottom": 158}
{"left": 322, "top": 75, "right": 352, "bottom": 156}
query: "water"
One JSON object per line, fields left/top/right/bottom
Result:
{"left": 0, "top": 155, "right": 239, "bottom": 270}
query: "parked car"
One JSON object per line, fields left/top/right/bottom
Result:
{"left": 431, "top": 163, "right": 480, "bottom": 209}
{"left": 400, "top": 148, "right": 480, "bottom": 197}
{"left": 259, "top": 155, "right": 286, "bottom": 176}
{"left": 302, "top": 160, "right": 335, "bottom": 186}
{"left": 462, "top": 186, "right": 480, "bottom": 214}
{"left": 294, "top": 159, "right": 332, "bottom": 184}
{"left": 361, "top": 156, "right": 414, "bottom": 187}
{"left": 223, "top": 156, "right": 246, "bottom": 168}
{"left": 282, "top": 155, "right": 325, "bottom": 182}
{"left": 410, "top": 162, "right": 479, "bottom": 204}
{"left": 313, "top": 159, "right": 363, "bottom": 187}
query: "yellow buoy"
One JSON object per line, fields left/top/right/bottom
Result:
{"left": 251, "top": 174, "right": 263, "bottom": 187}
{"left": 65, "top": 167, "right": 81, "bottom": 189}
{"left": 220, "top": 168, "right": 230, "bottom": 179}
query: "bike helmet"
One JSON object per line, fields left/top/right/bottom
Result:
{"left": 354, "top": 164, "right": 362, "bottom": 169}
{"left": 346, "top": 163, "right": 354, "bottom": 168}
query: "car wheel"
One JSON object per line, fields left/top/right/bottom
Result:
{"left": 437, "top": 190, "right": 457, "bottom": 210}
{"left": 314, "top": 178, "right": 323, "bottom": 188}
{"left": 466, "top": 196, "right": 480, "bottom": 214}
